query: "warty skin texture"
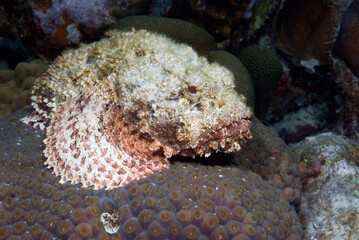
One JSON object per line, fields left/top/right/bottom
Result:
{"left": 30, "top": 29, "right": 253, "bottom": 189}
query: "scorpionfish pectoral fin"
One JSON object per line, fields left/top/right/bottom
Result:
{"left": 43, "top": 94, "right": 170, "bottom": 190}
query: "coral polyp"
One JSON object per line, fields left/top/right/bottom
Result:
{"left": 0, "top": 110, "right": 303, "bottom": 239}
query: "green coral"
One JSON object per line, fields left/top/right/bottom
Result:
{"left": 113, "top": 15, "right": 218, "bottom": 56}
{"left": 239, "top": 45, "right": 283, "bottom": 117}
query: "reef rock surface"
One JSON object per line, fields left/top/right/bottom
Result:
{"left": 292, "top": 132, "right": 359, "bottom": 239}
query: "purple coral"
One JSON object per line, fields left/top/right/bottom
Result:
{"left": 234, "top": 118, "right": 302, "bottom": 207}
{"left": 31, "top": 0, "right": 113, "bottom": 34}
{"left": 61, "top": 0, "right": 113, "bottom": 27}
{"left": 0, "top": 110, "right": 303, "bottom": 239}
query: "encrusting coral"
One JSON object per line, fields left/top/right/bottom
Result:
{"left": 28, "top": 27, "right": 253, "bottom": 189}
{"left": 0, "top": 109, "right": 303, "bottom": 239}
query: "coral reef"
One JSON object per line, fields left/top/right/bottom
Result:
{"left": 6, "top": 0, "right": 359, "bottom": 238}
{"left": 30, "top": 28, "right": 253, "bottom": 189}
{"left": 150, "top": 0, "right": 172, "bottom": 16}
{"left": 291, "top": 132, "right": 359, "bottom": 239}
{"left": 0, "top": 38, "right": 29, "bottom": 69}
{"left": 113, "top": 15, "right": 218, "bottom": 56}
{"left": 238, "top": 45, "right": 283, "bottom": 118}
{"left": 0, "top": 109, "right": 303, "bottom": 239}
{"left": 274, "top": 0, "right": 351, "bottom": 72}
{"left": 28, "top": 0, "right": 118, "bottom": 47}
{"left": 331, "top": 57, "right": 359, "bottom": 140}
{"left": 331, "top": 0, "right": 359, "bottom": 141}
{"left": 262, "top": 57, "right": 340, "bottom": 142}
{"left": 0, "top": 59, "right": 48, "bottom": 117}
{"left": 31, "top": 0, "right": 113, "bottom": 32}
{"left": 165, "top": 0, "right": 283, "bottom": 43}
{"left": 332, "top": 0, "right": 359, "bottom": 78}
{"left": 291, "top": 132, "right": 359, "bottom": 183}
{"left": 248, "top": 0, "right": 282, "bottom": 36}
{"left": 0, "top": 0, "right": 283, "bottom": 59}
{"left": 234, "top": 118, "right": 302, "bottom": 207}
{"left": 254, "top": 1, "right": 344, "bottom": 139}
{"left": 269, "top": 102, "right": 331, "bottom": 143}
{"left": 0, "top": 8, "right": 312, "bottom": 238}
{"left": 0, "top": 0, "right": 152, "bottom": 59}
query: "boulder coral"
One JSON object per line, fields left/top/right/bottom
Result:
{"left": 238, "top": 45, "right": 283, "bottom": 118}
{"left": 234, "top": 118, "right": 301, "bottom": 208}
{"left": 113, "top": 15, "right": 218, "bottom": 56}
{"left": 0, "top": 59, "right": 48, "bottom": 117}
{"left": 0, "top": 109, "right": 303, "bottom": 239}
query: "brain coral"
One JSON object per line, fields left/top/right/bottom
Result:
{"left": 113, "top": 15, "right": 218, "bottom": 56}
{"left": 30, "top": 28, "right": 254, "bottom": 189}
{"left": 234, "top": 118, "right": 302, "bottom": 207}
{"left": 0, "top": 109, "right": 303, "bottom": 239}
{"left": 238, "top": 45, "right": 283, "bottom": 118}
{"left": 0, "top": 59, "right": 48, "bottom": 118}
